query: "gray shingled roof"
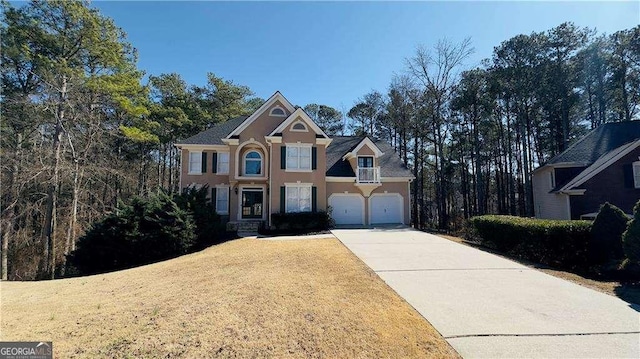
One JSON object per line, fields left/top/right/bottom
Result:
{"left": 176, "top": 116, "right": 248, "bottom": 145}
{"left": 326, "top": 136, "right": 413, "bottom": 178}
{"left": 546, "top": 121, "right": 640, "bottom": 166}
{"left": 177, "top": 119, "right": 413, "bottom": 178}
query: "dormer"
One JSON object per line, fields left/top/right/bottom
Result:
{"left": 342, "top": 137, "right": 384, "bottom": 173}
{"left": 343, "top": 137, "right": 385, "bottom": 195}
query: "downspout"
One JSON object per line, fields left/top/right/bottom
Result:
{"left": 408, "top": 179, "right": 412, "bottom": 227}
{"left": 178, "top": 147, "right": 182, "bottom": 191}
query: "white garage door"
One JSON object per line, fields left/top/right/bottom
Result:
{"left": 329, "top": 194, "right": 364, "bottom": 225}
{"left": 370, "top": 194, "right": 403, "bottom": 224}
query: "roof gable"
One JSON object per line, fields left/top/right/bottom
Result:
{"left": 559, "top": 139, "right": 640, "bottom": 192}
{"left": 342, "top": 137, "right": 384, "bottom": 159}
{"left": 546, "top": 121, "right": 640, "bottom": 166}
{"left": 268, "top": 108, "right": 330, "bottom": 138}
{"left": 226, "top": 91, "right": 296, "bottom": 138}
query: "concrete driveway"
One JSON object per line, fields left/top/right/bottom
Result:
{"left": 332, "top": 227, "right": 640, "bottom": 358}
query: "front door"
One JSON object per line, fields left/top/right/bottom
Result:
{"left": 241, "top": 188, "right": 263, "bottom": 219}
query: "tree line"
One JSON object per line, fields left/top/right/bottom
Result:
{"left": 1, "top": 1, "right": 638, "bottom": 280}
{"left": 0, "top": 0, "right": 347, "bottom": 280}
{"left": 346, "top": 23, "right": 639, "bottom": 231}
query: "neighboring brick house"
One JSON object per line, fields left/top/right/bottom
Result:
{"left": 175, "top": 91, "right": 414, "bottom": 229}
{"left": 532, "top": 121, "right": 640, "bottom": 219}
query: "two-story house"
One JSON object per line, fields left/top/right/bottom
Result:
{"left": 532, "top": 121, "right": 640, "bottom": 219}
{"left": 175, "top": 91, "right": 414, "bottom": 230}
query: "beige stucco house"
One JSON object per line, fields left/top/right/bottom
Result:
{"left": 175, "top": 91, "right": 414, "bottom": 229}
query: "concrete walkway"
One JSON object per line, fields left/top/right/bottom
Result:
{"left": 332, "top": 227, "right": 640, "bottom": 358}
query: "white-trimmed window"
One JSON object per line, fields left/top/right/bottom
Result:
{"left": 286, "top": 185, "right": 312, "bottom": 213}
{"left": 549, "top": 170, "right": 555, "bottom": 189}
{"left": 216, "top": 186, "right": 229, "bottom": 215}
{"left": 217, "top": 152, "right": 229, "bottom": 174}
{"left": 291, "top": 121, "right": 308, "bottom": 132}
{"left": 188, "top": 151, "right": 202, "bottom": 174}
{"left": 270, "top": 106, "right": 286, "bottom": 117}
{"left": 286, "top": 144, "right": 311, "bottom": 171}
{"left": 244, "top": 150, "right": 262, "bottom": 176}
{"left": 633, "top": 161, "right": 640, "bottom": 189}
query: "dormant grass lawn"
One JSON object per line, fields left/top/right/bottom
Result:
{"left": 1, "top": 238, "right": 458, "bottom": 358}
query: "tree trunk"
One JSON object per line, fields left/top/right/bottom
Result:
{"left": 1, "top": 222, "right": 8, "bottom": 281}
{"left": 43, "top": 75, "right": 67, "bottom": 280}
{"left": 61, "top": 160, "right": 81, "bottom": 276}
{"left": 412, "top": 134, "right": 420, "bottom": 227}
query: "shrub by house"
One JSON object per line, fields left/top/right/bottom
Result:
{"left": 68, "top": 193, "right": 196, "bottom": 275}
{"left": 467, "top": 215, "right": 592, "bottom": 270}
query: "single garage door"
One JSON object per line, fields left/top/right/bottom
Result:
{"left": 370, "top": 194, "right": 403, "bottom": 224}
{"left": 329, "top": 194, "right": 364, "bottom": 225}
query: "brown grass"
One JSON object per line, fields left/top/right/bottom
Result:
{"left": 1, "top": 238, "right": 458, "bottom": 358}
{"left": 435, "top": 234, "right": 640, "bottom": 305}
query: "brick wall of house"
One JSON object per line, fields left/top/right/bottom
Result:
{"left": 570, "top": 147, "right": 640, "bottom": 218}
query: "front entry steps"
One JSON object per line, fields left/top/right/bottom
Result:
{"left": 227, "top": 220, "right": 264, "bottom": 236}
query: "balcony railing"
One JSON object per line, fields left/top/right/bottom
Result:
{"left": 357, "top": 166, "right": 381, "bottom": 184}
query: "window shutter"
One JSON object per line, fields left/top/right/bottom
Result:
{"left": 281, "top": 146, "right": 287, "bottom": 169}
{"left": 312, "top": 186, "right": 317, "bottom": 213}
{"left": 623, "top": 164, "right": 633, "bottom": 188}
{"left": 212, "top": 152, "right": 217, "bottom": 173}
{"left": 311, "top": 147, "right": 317, "bottom": 170}
{"left": 280, "top": 186, "right": 286, "bottom": 213}
{"left": 201, "top": 152, "right": 207, "bottom": 173}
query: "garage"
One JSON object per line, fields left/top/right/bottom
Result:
{"left": 370, "top": 194, "right": 403, "bottom": 224}
{"left": 329, "top": 194, "right": 364, "bottom": 225}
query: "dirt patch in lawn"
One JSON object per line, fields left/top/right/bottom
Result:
{"left": 1, "top": 238, "right": 458, "bottom": 358}
{"left": 435, "top": 234, "right": 640, "bottom": 305}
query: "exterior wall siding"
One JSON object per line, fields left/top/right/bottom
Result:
{"left": 532, "top": 167, "right": 570, "bottom": 219}
{"left": 570, "top": 147, "right": 640, "bottom": 218}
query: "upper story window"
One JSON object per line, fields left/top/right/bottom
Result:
{"left": 269, "top": 106, "right": 286, "bottom": 117}
{"left": 188, "top": 151, "right": 202, "bottom": 174}
{"left": 549, "top": 170, "right": 555, "bottom": 189}
{"left": 291, "top": 121, "right": 308, "bottom": 132}
{"left": 634, "top": 161, "right": 640, "bottom": 189}
{"left": 358, "top": 156, "right": 374, "bottom": 168}
{"left": 244, "top": 150, "right": 262, "bottom": 176}
{"left": 217, "top": 152, "right": 229, "bottom": 174}
{"left": 286, "top": 145, "right": 311, "bottom": 171}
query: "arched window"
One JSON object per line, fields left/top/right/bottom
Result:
{"left": 269, "top": 106, "right": 286, "bottom": 117}
{"left": 291, "top": 121, "right": 307, "bottom": 132}
{"left": 244, "top": 150, "right": 262, "bottom": 176}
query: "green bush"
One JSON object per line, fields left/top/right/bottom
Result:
{"left": 623, "top": 200, "right": 640, "bottom": 264}
{"left": 173, "top": 186, "right": 226, "bottom": 248}
{"left": 467, "top": 215, "right": 592, "bottom": 270}
{"left": 266, "top": 211, "right": 333, "bottom": 234}
{"left": 589, "top": 202, "right": 629, "bottom": 264}
{"left": 68, "top": 192, "right": 196, "bottom": 275}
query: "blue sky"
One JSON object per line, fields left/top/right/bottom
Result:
{"left": 90, "top": 1, "right": 639, "bottom": 112}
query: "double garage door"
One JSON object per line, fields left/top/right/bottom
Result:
{"left": 329, "top": 193, "right": 403, "bottom": 225}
